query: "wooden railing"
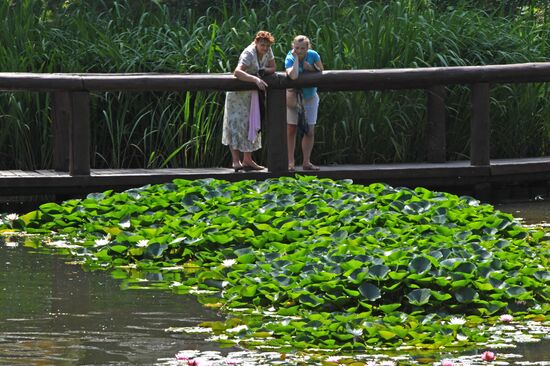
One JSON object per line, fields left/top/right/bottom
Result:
{"left": 2, "top": 62, "right": 550, "bottom": 175}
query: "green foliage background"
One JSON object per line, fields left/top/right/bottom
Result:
{"left": 1, "top": 0, "right": 550, "bottom": 169}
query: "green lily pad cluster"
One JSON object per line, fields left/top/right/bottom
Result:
{"left": 1, "top": 176, "right": 549, "bottom": 351}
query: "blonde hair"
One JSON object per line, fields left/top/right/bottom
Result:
{"left": 255, "top": 30, "right": 275, "bottom": 44}
{"left": 293, "top": 35, "right": 311, "bottom": 49}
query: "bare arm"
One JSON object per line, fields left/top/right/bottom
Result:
{"left": 234, "top": 64, "right": 268, "bottom": 91}
{"left": 304, "top": 58, "right": 324, "bottom": 72}
{"left": 285, "top": 49, "right": 300, "bottom": 80}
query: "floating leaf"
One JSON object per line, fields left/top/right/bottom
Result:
{"left": 454, "top": 287, "right": 479, "bottom": 303}
{"left": 358, "top": 283, "right": 381, "bottom": 301}
{"left": 409, "top": 256, "right": 431, "bottom": 274}
{"left": 406, "top": 288, "right": 431, "bottom": 306}
{"left": 367, "top": 264, "right": 391, "bottom": 280}
{"left": 144, "top": 243, "right": 167, "bottom": 259}
{"left": 506, "top": 286, "right": 527, "bottom": 297}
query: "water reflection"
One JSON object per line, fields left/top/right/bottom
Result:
{"left": 0, "top": 244, "right": 228, "bottom": 365}
{"left": 496, "top": 199, "right": 550, "bottom": 225}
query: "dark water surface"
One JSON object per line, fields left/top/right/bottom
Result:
{"left": 0, "top": 244, "right": 227, "bottom": 365}
{"left": 0, "top": 200, "right": 549, "bottom": 365}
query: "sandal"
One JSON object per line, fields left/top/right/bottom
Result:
{"left": 288, "top": 163, "right": 295, "bottom": 172}
{"left": 242, "top": 163, "right": 265, "bottom": 171}
{"left": 302, "top": 163, "right": 320, "bottom": 171}
{"left": 232, "top": 162, "right": 243, "bottom": 172}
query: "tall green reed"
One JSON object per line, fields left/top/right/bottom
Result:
{"left": 1, "top": 0, "right": 550, "bottom": 169}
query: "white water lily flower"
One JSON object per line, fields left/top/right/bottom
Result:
{"left": 6, "top": 213, "right": 19, "bottom": 221}
{"left": 49, "top": 240, "right": 81, "bottom": 249}
{"left": 226, "top": 325, "right": 248, "bottom": 333}
{"left": 222, "top": 259, "right": 237, "bottom": 268}
{"left": 170, "top": 237, "right": 186, "bottom": 244}
{"left": 136, "top": 239, "right": 149, "bottom": 247}
{"left": 449, "top": 317, "right": 466, "bottom": 325}
{"left": 456, "top": 333, "right": 468, "bottom": 341}
{"left": 5, "top": 241, "right": 18, "bottom": 248}
{"left": 119, "top": 220, "right": 131, "bottom": 229}
{"left": 94, "top": 238, "right": 110, "bottom": 247}
{"left": 349, "top": 328, "right": 363, "bottom": 337}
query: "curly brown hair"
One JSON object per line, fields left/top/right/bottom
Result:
{"left": 254, "top": 30, "right": 275, "bottom": 44}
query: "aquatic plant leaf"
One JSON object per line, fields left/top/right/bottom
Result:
{"left": 367, "top": 264, "right": 391, "bottom": 280}
{"left": 379, "top": 330, "right": 397, "bottom": 340}
{"left": 144, "top": 243, "right": 167, "bottom": 259}
{"left": 455, "top": 262, "right": 477, "bottom": 274}
{"left": 506, "top": 286, "right": 527, "bottom": 297}
{"left": 406, "top": 288, "right": 431, "bottom": 306}
{"left": 534, "top": 271, "right": 550, "bottom": 282}
{"left": 299, "top": 294, "right": 324, "bottom": 307}
{"left": 87, "top": 192, "right": 106, "bottom": 200}
{"left": 409, "top": 256, "right": 431, "bottom": 274}
{"left": 110, "top": 245, "right": 128, "bottom": 253}
{"left": 430, "top": 291, "right": 452, "bottom": 301}
{"left": 241, "top": 285, "right": 258, "bottom": 297}
{"left": 358, "top": 283, "right": 381, "bottom": 301}
{"left": 454, "top": 287, "right": 479, "bottom": 303}
{"left": 379, "top": 303, "right": 401, "bottom": 313}
{"left": 20, "top": 211, "right": 41, "bottom": 225}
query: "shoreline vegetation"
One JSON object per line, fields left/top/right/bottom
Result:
{"left": 1, "top": 0, "right": 550, "bottom": 170}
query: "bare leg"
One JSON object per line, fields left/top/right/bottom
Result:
{"left": 287, "top": 124, "right": 297, "bottom": 169}
{"left": 230, "top": 147, "right": 242, "bottom": 170}
{"left": 302, "top": 125, "right": 317, "bottom": 168}
{"left": 230, "top": 147, "right": 241, "bottom": 165}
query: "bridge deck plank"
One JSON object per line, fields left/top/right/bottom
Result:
{"left": 1, "top": 157, "right": 549, "bottom": 197}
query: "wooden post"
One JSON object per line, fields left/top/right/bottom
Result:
{"left": 69, "top": 92, "right": 91, "bottom": 176}
{"left": 470, "top": 83, "right": 490, "bottom": 166}
{"left": 426, "top": 86, "right": 446, "bottom": 163}
{"left": 52, "top": 92, "right": 71, "bottom": 171}
{"left": 265, "top": 88, "right": 288, "bottom": 172}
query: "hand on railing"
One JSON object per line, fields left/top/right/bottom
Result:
{"left": 255, "top": 77, "right": 268, "bottom": 91}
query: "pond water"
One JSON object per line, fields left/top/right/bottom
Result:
{"left": 0, "top": 200, "right": 549, "bottom": 365}
{"left": 0, "top": 242, "right": 235, "bottom": 365}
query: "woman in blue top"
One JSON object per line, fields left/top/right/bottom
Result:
{"left": 285, "top": 35, "right": 324, "bottom": 171}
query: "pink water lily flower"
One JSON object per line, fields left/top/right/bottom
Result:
{"left": 481, "top": 351, "right": 496, "bottom": 362}
{"left": 175, "top": 353, "right": 189, "bottom": 361}
{"left": 499, "top": 314, "right": 513, "bottom": 323}
{"left": 188, "top": 358, "right": 211, "bottom": 366}
{"left": 325, "top": 355, "right": 341, "bottom": 363}
{"left": 441, "top": 359, "right": 454, "bottom": 366}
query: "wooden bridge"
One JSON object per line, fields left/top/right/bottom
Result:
{"left": 2, "top": 63, "right": 550, "bottom": 202}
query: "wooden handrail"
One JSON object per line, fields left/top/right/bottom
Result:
{"left": 2, "top": 62, "right": 550, "bottom": 176}
{"left": 2, "top": 62, "right": 550, "bottom": 91}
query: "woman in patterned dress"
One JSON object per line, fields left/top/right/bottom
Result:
{"left": 222, "top": 31, "right": 276, "bottom": 171}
